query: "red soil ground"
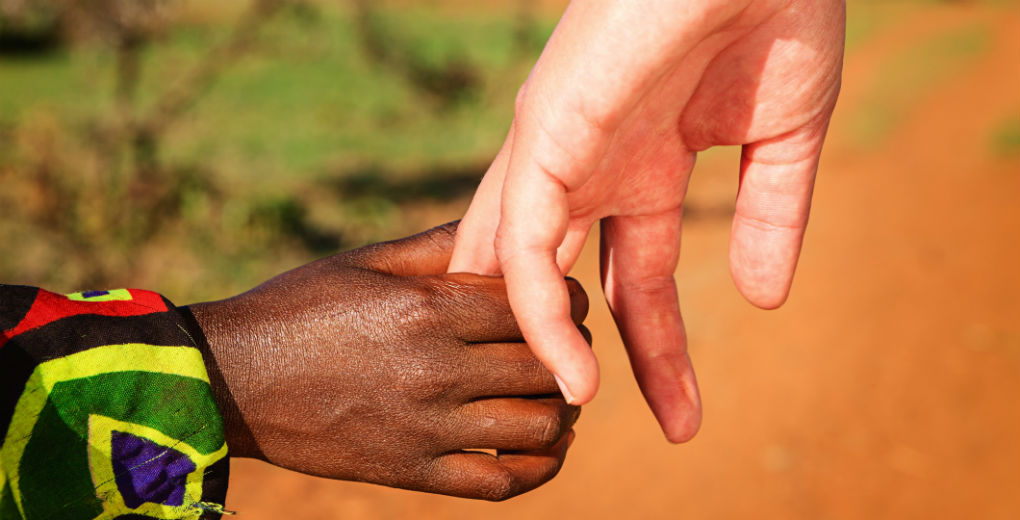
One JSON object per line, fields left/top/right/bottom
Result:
{"left": 225, "top": 3, "right": 1020, "bottom": 518}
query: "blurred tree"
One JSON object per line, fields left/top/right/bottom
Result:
{"left": 0, "top": 0, "right": 327, "bottom": 288}
{"left": 350, "top": 0, "right": 481, "bottom": 109}
{"left": 0, "top": 0, "right": 62, "bottom": 54}
{"left": 0, "top": 0, "right": 547, "bottom": 292}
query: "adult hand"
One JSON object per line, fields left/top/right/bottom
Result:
{"left": 189, "top": 222, "right": 589, "bottom": 500}
{"left": 450, "top": 0, "right": 844, "bottom": 442}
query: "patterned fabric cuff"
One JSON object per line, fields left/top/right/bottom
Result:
{"left": 1, "top": 286, "right": 229, "bottom": 520}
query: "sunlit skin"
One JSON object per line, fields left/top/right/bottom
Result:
{"left": 450, "top": 0, "right": 845, "bottom": 442}
{"left": 190, "top": 222, "right": 589, "bottom": 501}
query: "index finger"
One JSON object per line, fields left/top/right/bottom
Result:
{"left": 435, "top": 274, "right": 589, "bottom": 344}
{"left": 496, "top": 172, "right": 598, "bottom": 405}
{"left": 353, "top": 221, "right": 461, "bottom": 276}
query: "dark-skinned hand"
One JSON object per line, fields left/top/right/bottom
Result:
{"left": 187, "top": 222, "right": 589, "bottom": 501}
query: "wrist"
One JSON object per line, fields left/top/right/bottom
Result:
{"left": 180, "top": 300, "right": 263, "bottom": 460}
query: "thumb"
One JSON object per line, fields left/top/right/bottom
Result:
{"left": 356, "top": 221, "right": 460, "bottom": 277}
{"left": 448, "top": 128, "right": 515, "bottom": 275}
{"left": 496, "top": 158, "right": 599, "bottom": 405}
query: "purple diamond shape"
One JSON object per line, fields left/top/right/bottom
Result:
{"left": 111, "top": 430, "right": 196, "bottom": 508}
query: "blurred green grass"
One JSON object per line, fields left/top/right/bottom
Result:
{"left": 2, "top": 3, "right": 551, "bottom": 186}
{"left": 0, "top": 1, "right": 553, "bottom": 302}
{"left": 0, "top": 0, "right": 1010, "bottom": 304}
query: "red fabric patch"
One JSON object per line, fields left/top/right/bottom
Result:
{"left": 0, "top": 289, "right": 168, "bottom": 348}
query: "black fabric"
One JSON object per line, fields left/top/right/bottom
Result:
{"left": 0, "top": 341, "right": 34, "bottom": 437}
{"left": 0, "top": 285, "right": 38, "bottom": 331}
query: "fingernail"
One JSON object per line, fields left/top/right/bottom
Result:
{"left": 566, "top": 429, "right": 576, "bottom": 448}
{"left": 554, "top": 374, "right": 577, "bottom": 404}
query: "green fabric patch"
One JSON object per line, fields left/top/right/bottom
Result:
{"left": 12, "top": 371, "right": 225, "bottom": 519}
{"left": 18, "top": 402, "right": 100, "bottom": 520}
{"left": 1, "top": 480, "right": 22, "bottom": 520}
{"left": 47, "top": 372, "right": 224, "bottom": 454}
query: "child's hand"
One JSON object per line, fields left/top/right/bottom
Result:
{"left": 189, "top": 222, "right": 588, "bottom": 500}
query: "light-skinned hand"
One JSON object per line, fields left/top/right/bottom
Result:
{"left": 450, "top": 0, "right": 844, "bottom": 442}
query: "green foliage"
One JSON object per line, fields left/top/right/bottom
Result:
{"left": 0, "top": 1, "right": 553, "bottom": 302}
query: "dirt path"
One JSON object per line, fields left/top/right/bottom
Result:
{"left": 225, "top": 3, "right": 1020, "bottom": 518}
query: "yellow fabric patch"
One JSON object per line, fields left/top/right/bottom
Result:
{"left": 65, "top": 289, "right": 133, "bottom": 302}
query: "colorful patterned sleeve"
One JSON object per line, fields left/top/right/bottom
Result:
{"left": 0, "top": 285, "right": 229, "bottom": 520}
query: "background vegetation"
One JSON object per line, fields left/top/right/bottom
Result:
{"left": 1, "top": 0, "right": 1016, "bottom": 307}
{"left": 0, "top": 0, "right": 552, "bottom": 303}
{"left": 2, "top": 1, "right": 1018, "bottom": 519}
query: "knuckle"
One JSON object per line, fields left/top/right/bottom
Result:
{"left": 579, "top": 324, "right": 593, "bottom": 346}
{"left": 624, "top": 274, "right": 677, "bottom": 297}
{"left": 574, "top": 99, "right": 613, "bottom": 136}
{"left": 493, "top": 235, "right": 514, "bottom": 265}
{"left": 394, "top": 279, "right": 444, "bottom": 330}
{"left": 397, "top": 358, "right": 459, "bottom": 402}
{"left": 426, "top": 221, "right": 458, "bottom": 243}
{"left": 431, "top": 278, "right": 510, "bottom": 330}
{"left": 566, "top": 277, "right": 590, "bottom": 321}
{"left": 565, "top": 276, "right": 586, "bottom": 297}
{"left": 567, "top": 405, "right": 581, "bottom": 430}
{"left": 429, "top": 278, "right": 476, "bottom": 311}
{"left": 513, "top": 82, "right": 530, "bottom": 119}
{"left": 386, "top": 281, "right": 472, "bottom": 403}
{"left": 493, "top": 225, "right": 524, "bottom": 261}
{"left": 533, "top": 410, "right": 564, "bottom": 448}
{"left": 479, "top": 466, "right": 516, "bottom": 502}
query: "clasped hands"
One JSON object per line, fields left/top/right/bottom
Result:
{"left": 190, "top": 0, "right": 844, "bottom": 501}
{"left": 190, "top": 222, "right": 587, "bottom": 500}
